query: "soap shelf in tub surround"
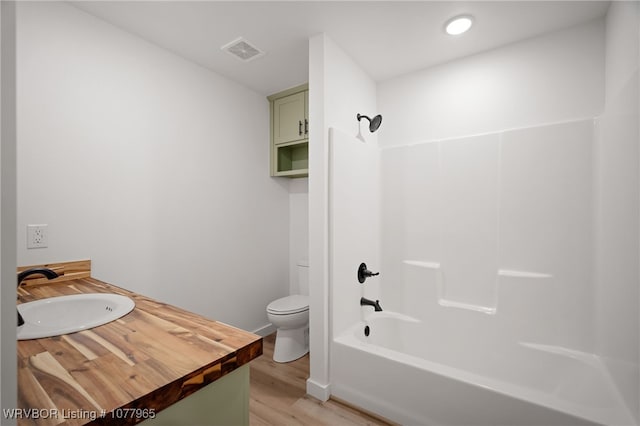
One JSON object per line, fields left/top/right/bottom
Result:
{"left": 17, "top": 274, "right": 263, "bottom": 426}
{"left": 403, "top": 259, "right": 553, "bottom": 315}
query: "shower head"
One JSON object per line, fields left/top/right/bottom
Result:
{"left": 357, "top": 113, "right": 382, "bottom": 133}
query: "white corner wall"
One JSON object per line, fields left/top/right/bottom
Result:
{"left": 307, "top": 33, "right": 329, "bottom": 401}
{"left": 16, "top": 2, "right": 289, "bottom": 333}
{"left": 378, "top": 19, "right": 605, "bottom": 146}
{"left": 307, "top": 33, "right": 377, "bottom": 401}
{"left": 595, "top": 1, "right": 640, "bottom": 421}
{"left": 329, "top": 127, "right": 380, "bottom": 337}
{"left": 1, "top": 1, "right": 18, "bottom": 423}
{"left": 323, "top": 34, "right": 379, "bottom": 339}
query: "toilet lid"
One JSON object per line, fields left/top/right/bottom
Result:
{"left": 267, "top": 295, "right": 309, "bottom": 315}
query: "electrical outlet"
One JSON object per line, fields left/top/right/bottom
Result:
{"left": 27, "top": 224, "right": 48, "bottom": 249}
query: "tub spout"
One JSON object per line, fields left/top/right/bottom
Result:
{"left": 360, "top": 297, "right": 382, "bottom": 312}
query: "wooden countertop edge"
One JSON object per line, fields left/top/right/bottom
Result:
{"left": 92, "top": 343, "right": 262, "bottom": 426}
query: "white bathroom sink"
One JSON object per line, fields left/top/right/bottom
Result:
{"left": 17, "top": 293, "right": 135, "bottom": 340}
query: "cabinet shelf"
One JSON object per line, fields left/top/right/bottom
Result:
{"left": 274, "top": 141, "right": 308, "bottom": 176}
{"left": 274, "top": 168, "right": 309, "bottom": 178}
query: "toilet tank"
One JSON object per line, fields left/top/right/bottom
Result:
{"left": 297, "top": 259, "right": 309, "bottom": 296}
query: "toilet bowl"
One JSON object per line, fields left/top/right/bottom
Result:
{"left": 267, "top": 294, "right": 309, "bottom": 363}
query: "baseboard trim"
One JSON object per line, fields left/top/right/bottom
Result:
{"left": 252, "top": 323, "right": 276, "bottom": 337}
{"left": 306, "top": 378, "right": 331, "bottom": 402}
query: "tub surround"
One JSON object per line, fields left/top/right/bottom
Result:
{"left": 17, "top": 268, "right": 262, "bottom": 425}
{"left": 328, "top": 127, "right": 635, "bottom": 425}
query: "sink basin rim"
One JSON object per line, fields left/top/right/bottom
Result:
{"left": 17, "top": 293, "right": 135, "bottom": 340}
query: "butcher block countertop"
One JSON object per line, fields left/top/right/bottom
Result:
{"left": 17, "top": 276, "right": 263, "bottom": 426}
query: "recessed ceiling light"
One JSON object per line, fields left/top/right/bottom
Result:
{"left": 445, "top": 15, "right": 474, "bottom": 36}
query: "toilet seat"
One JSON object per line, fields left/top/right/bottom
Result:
{"left": 267, "top": 295, "right": 309, "bottom": 315}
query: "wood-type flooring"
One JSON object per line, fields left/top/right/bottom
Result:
{"left": 249, "top": 334, "right": 396, "bottom": 426}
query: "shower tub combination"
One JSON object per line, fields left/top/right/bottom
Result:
{"left": 328, "top": 126, "right": 637, "bottom": 426}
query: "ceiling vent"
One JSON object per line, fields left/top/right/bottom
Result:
{"left": 221, "top": 37, "right": 265, "bottom": 62}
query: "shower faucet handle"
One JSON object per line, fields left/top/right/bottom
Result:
{"left": 358, "top": 263, "right": 379, "bottom": 284}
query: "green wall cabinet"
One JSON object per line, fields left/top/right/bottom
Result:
{"left": 268, "top": 84, "right": 308, "bottom": 177}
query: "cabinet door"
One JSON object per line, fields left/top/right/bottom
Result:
{"left": 273, "top": 92, "right": 306, "bottom": 145}
{"left": 304, "top": 91, "right": 309, "bottom": 137}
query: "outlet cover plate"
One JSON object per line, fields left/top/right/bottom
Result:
{"left": 27, "top": 224, "right": 48, "bottom": 249}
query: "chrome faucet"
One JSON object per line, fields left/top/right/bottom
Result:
{"left": 17, "top": 268, "right": 59, "bottom": 326}
{"left": 360, "top": 297, "right": 382, "bottom": 312}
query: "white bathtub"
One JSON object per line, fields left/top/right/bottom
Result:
{"left": 331, "top": 312, "right": 635, "bottom": 426}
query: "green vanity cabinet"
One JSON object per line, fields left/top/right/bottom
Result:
{"left": 268, "top": 83, "right": 309, "bottom": 177}
{"left": 142, "top": 365, "right": 250, "bottom": 426}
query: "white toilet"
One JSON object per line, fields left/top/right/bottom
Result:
{"left": 267, "top": 260, "right": 309, "bottom": 363}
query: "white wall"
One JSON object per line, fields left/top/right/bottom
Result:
{"left": 595, "top": 1, "right": 640, "bottom": 421}
{"left": 308, "top": 33, "right": 329, "bottom": 401}
{"left": 329, "top": 128, "right": 380, "bottom": 337}
{"left": 307, "top": 33, "right": 377, "bottom": 401}
{"left": 289, "top": 177, "right": 308, "bottom": 295}
{"left": 378, "top": 19, "right": 605, "bottom": 146}
{"left": 323, "top": 34, "right": 379, "bottom": 338}
{"left": 1, "top": 1, "right": 18, "bottom": 422}
{"left": 16, "top": 2, "right": 290, "bottom": 333}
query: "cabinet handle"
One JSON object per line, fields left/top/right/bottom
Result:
{"left": 305, "top": 119, "right": 308, "bottom": 135}
{"left": 299, "top": 120, "right": 303, "bottom": 136}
